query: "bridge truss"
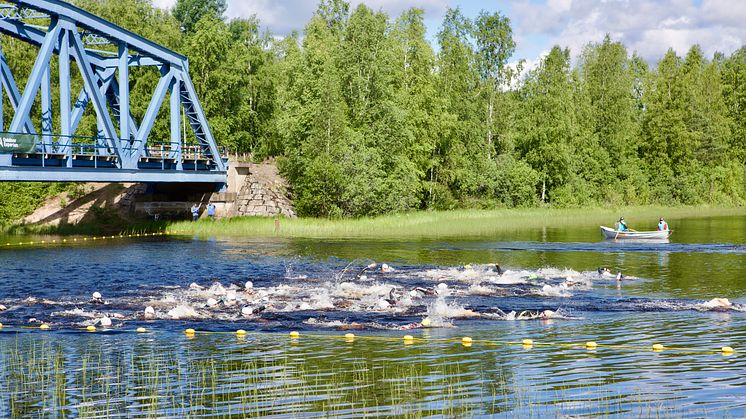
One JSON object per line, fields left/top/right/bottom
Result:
{"left": 0, "top": 0, "right": 227, "bottom": 183}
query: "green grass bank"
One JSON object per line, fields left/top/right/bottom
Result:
{"left": 166, "top": 206, "right": 745, "bottom": 239}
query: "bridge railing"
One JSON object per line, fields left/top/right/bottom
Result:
{"left": 0, "top": 131, "right": 226, "bottom": 171}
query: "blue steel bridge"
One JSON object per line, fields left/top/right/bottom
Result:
{"left": 0, "top": 0, "right": 227, "bottom": 184}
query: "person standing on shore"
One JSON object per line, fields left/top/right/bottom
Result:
{"left": 191, "top": 203, "right": 200, "bottom": 221}
{"left": 207, "top": 202, "right": 216, "bottom": 220}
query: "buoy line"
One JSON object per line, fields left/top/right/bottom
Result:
{"left": 0, "top": 323, "right": 736, "bottom": 356}
{"left": 2, "top": 231, "right": 175, "bottom": 248}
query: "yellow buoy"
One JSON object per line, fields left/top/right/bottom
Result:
{"left": 403, "top": 335, "right": 414, "bottom": 344}
{"left": 289, "top": 331, "right": 300, "bottom": 338}
{"left": 585, "top": 341, "right": 598, "bottom": 349}
{"left": 86, "top": 325, "right": 96, "bottom": 332}
{"left": 421, "top": 318, "right": 432, "bottom": 327}
{"left": 0, "top": 322, "right": 3, "bottom": 328}
{"left": 652, "top": 343, "right": 664, "bottom": 351}
{"left": 184, "top": 328, "right": 196, "bottom": 335}
{"left": 39, "top": 324, "right": 50, "bottom": 330}
{"left": 722, "top": 346, "right": 735, "bottom": 354}
{"left": 462, "top": 336, "right": 473, "bottom": 344}
{"left": 522, "top": 339, "right": 533, "bottom": 346}
{"left": 136, "top": 327, "right": 147, "bottom": 333}
{"left": 344, "top": 333, "right": 355, "bottom": 340}
{"left": 236, "top": 329, "right": 247, "bottom": 336}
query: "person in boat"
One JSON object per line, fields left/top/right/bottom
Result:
{"left": 657, "top": 217, "right": 668, "bottom": 231}
{"left": 616, "top": 217, "right": 628, "bottom": 232}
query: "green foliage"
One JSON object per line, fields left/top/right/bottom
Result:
{"left": 518, "top": 46, "right": 577, "bottom": 203}
{"left": 0, "top": 183, "right": 70, "bottom": 224}
{"left": 173, "top": 0, "right": 226, "bottom": 33}
{"left": 721, "top": 47, "right": 746, "bottom": 163}
{"left": 1, "top": 0, "right": 744, "bottom": 224}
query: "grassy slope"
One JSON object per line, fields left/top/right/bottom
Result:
{"left": 165, "top": 206, "right": 746, "bottom": 239}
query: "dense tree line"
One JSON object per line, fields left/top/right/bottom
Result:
{"left": 1, "top": 0, "right": 745, "bottom": 222}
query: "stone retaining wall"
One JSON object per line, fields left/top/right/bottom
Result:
{"left": 233, "top": 162, "right": 295, "bottom": 217}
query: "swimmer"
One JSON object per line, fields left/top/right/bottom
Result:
{"left": 511, "top": 309, "right": 563, "bottom": 320}
{"left": 376, "top": 298, "right": 391, "bottom": 310}
{"left": 91, "top": 292, "right": 104, "bottom": 304}
{"left": 616, "top": 272, "right": 638, "bottom": 281}
{"left": 597, "top": 267, "right": 611, "bottom": 275}
{"left": 144, "top": 306, "right": 156, "bottom": 319}
{"left": 385, "top": 288, "right": 402, "bottom": 306}
{"left": 398, "top": 322, "right": 423, "bottom": 330}
{"left": 409, "top": 287, "right": 435, "bottom": 298}
{"left": 356, "top": 262, "right": 377, "bottom": 278}
{"left": 696, "top": 298, "right": 733, "bottom": 312}
{"left": 493, "top": 264, "right": 504, "bottom": 276}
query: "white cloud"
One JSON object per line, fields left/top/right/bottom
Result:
{"left": 225, "top": 1, "right": 316, "bottom": 34}
{"left": 227, "top": 0, "right": 447, "bottom": 35}
{"left": 150, "top": 0, "right": 448, "bottom": 39}
{"left": 152, "top": 0, "right": 176, "bottom": 9}
{"left": 150, "top": 0, "right": 746, "bottom": 64}
{"left": 512, "top": 0, "right": 746, "bottom": 63}
{"left": 349, "top": 0, "right": 448, "bottom": 19}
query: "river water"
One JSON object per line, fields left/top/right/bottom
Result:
{"left": 0, "top": 215, "right": 744, "bottom": 417}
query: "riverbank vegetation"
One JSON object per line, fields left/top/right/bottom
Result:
{"left": 1, "top": 0, "right": 745, "bottom": 224}
{"left": 166, "top": 206, "right": 746, "bottom": 239}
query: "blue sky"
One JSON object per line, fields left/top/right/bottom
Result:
{"left": 154, "top": 0, "right": 746, "bottom": 67}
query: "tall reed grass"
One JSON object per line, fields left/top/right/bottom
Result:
{"left": 166, "top": 206, "right": 745, "bottom": 239}
{"left": 0, "top": 333, "right": 710, "bottom": 418}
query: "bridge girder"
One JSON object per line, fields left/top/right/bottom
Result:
{"left": 0, "top": 0, "right": 227, "bottom": 183}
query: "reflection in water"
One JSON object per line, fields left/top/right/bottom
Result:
{"left": 1, "top": 319, "right": 744, "bottom": 417}
{"left": 0, "top": 214, "right": 744, "bottom": 416}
